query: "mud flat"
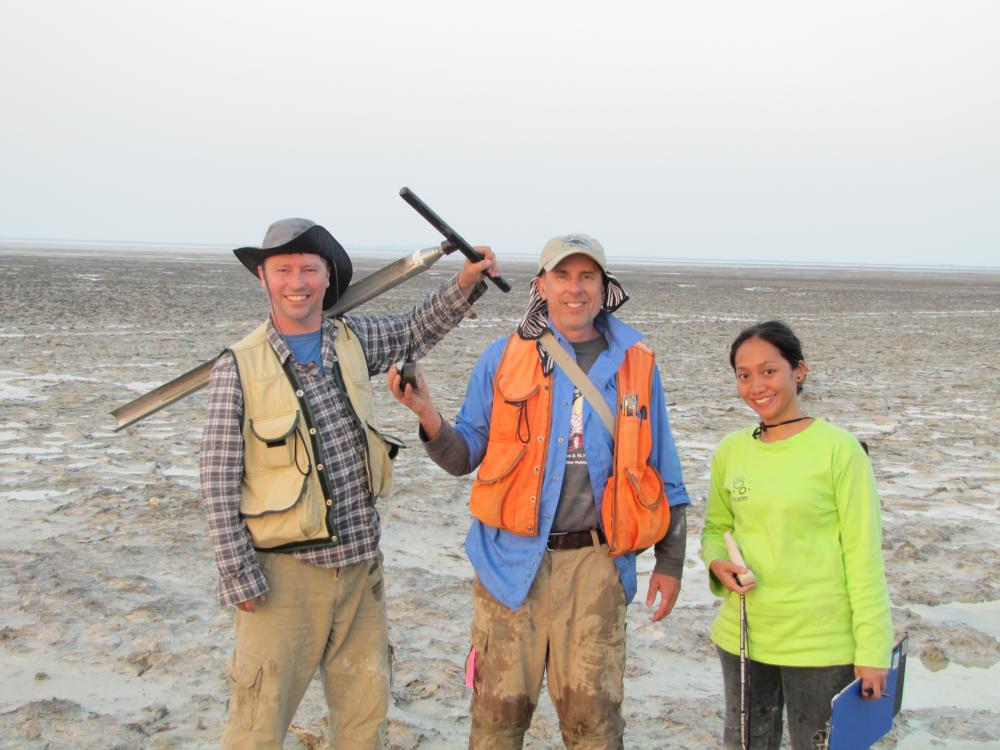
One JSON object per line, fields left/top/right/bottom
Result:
{"left": 1, "top": 247, "right": 998, "bottom": 748}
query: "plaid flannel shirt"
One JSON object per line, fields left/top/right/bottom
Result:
{"left": 200, "top": 276, "right": 482, "bottom": 607}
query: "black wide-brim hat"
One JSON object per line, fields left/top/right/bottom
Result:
{"left": 233, "top": 218, "right": 353, "bottom": 311}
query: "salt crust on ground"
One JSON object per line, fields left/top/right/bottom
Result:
{"left": 1, "top": 249, "right": 998, "bottom": 748}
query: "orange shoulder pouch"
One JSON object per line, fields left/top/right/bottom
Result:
{"left": 600, "top": 350, "right": 670, "bottom": 556}
{"left": 601, "top": 463, "right": 670, "bottom": 556}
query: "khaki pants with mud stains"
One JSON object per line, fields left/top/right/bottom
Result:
{"left": 469, "top": 544, "right": 627, "bottom": 750}
{"left": 221, "top": 552, "right": 391, "bottom": 750}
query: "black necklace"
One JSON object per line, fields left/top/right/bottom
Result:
{"left": 752, "top": 416, "right": 812, "bottom": 439}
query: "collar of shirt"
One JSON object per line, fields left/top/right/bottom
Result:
{"left": 265, "top": 318, "right": 343, "bottom": 372}
{"left": 264, "top": 319, "right": 294, "bottom": 364}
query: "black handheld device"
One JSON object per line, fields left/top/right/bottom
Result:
{"left": 399, "top": 187, "right": 512, "bottom": 293}
{"left": 397, "top": 362, "right": 418, "bottom": 388}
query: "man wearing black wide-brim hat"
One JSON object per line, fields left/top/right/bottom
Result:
{"left": 201, "top": 217, "right": 498, "bottom": 749}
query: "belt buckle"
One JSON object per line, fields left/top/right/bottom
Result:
{"left": 546, "top": 531, "right": 568, "bottom": 551}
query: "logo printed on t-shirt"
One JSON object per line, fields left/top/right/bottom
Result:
{"left": 567, "top": 387, "right": 586, "bottom": 459}
{"left": 731, "top": 476, "right": 752, "bottom": 503}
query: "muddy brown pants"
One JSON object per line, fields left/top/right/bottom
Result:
{"left": 221, "top": 552, "right": 390, "bottom": 750}
{"left": 469, "top": 544, "right": 627, "bottom": 750}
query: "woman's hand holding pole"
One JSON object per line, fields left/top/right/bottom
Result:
{"left": 709, "top": 559, "right": 757, "bottom": 595}
{"left": 709, "top": 532, "right": 757, "bottom": 595}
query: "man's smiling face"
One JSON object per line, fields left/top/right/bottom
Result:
{"left": 536, "top": 254, "right": 605, "bottom": 342}
{"left": 258, "top": 253, "right": 330, "bottom": 334}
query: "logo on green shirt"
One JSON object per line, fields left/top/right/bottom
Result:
{"left": 732, "top": 476, "right": 752, "bottom": 503}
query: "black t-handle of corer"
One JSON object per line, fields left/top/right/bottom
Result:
{"left": 399, "top": 187, "right": 512, "bottom": 293}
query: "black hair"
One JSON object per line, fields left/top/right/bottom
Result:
{"left": 729, "top": 320, "right": 806, "bottom": 394}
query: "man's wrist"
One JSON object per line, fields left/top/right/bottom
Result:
{"left": 218, "top": 564, "right": 268, "bottom": 608}
{"left": 418, "top": 409, "right": 443, "bottom": 440}
{"left": 458, "top": 277, "right": 488, "bottom": 304}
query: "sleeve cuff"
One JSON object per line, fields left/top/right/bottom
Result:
{"left": 217, "top": 563, "right": 268, "bottom": 609}
{"left": 652, "top": 558, "right": 684, "bottom": 578}
{"left": 700, "top": 540, "right": 730, "bottom": 597}
{"left": 653, "top": 505, "right": 687, "bottom": 579}
{"left": 442, "top": 276, "right": 486, "bottom": 317}
{"left": 466, "top": 278, "right": 488, "bottom": 306}
{"left": 854, "top": 646, "right": 892, "bottom": 669}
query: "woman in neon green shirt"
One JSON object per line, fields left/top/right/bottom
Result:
{"left": 701, "top": 321, "right": 893, "bottom": 749}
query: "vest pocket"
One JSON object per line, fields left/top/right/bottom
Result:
{"left": 366, "top": 420, "right": 406, "bottom": 460}
{"left": 625, "top": 464, "right": 666, "bottom": 510}
{"left": 247, "top": 411, "right": 302, "bottom": 470}
{"left": 601, "top": 461, "right": 669, "bottom": 555}
{"left": 496, "top": 377, "right": 540, "bottom": 444}
{"left": 296, "top": 482, "right": 325, "bottom": 538}
{"left": 471, "top": 442, "right": 528, "bottom": 530}
{"left": 241, "top": 472, "right": 310, "bottom": 516}
{"left": 364, "top": 420, "right": 405, "bottom": 499}
{"left": 496, "top": 375, "right": 539, "bottom": 405}
{"left": 475, "top": 442, "right": 527, "bottom": 484}
{"left": 242, "top": 474, "right": 322, "bottom": 545}
{"left": 226, "top": 650, "right": 263, "bottom": 731}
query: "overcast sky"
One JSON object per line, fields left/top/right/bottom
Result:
{"left": 1, "top": 1, "right": 997, "bottom": 266}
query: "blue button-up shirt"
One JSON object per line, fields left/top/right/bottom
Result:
{"left": 454, "top": 312, "right": 689, "bottom": 610}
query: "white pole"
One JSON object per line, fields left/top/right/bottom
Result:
{"left": 739, "top": 592, "right": 748, "bottom": 750}
{"left": 725, "top": 532, "right": 755, "bottom": 750}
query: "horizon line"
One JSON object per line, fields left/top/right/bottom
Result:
{"left": 1, "top": 237, "right": 997, "bottom": 274}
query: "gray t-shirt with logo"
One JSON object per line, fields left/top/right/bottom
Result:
{"left": 551, "top": 334, "right": 608, "bottom": 533}
{"left": 421, "top": 334, "right": 687, "bottom": 578}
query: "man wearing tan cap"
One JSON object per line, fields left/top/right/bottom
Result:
{"left": 201, "top": 217, "right": 498, "bottom": 749}
{"left": 389, "top": 234, "right": 689, "bottom": 749}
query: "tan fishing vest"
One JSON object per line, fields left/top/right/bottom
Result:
{"left": 229, "top": 320, "right": 398, "bottom": 551}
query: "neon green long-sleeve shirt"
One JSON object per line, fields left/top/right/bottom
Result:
{"left": 701, "top": 419, "right": 893, "bottom": 668}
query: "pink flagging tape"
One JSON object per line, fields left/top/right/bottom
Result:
{"left": 465, "top": 645, "right": 476, "bottom": 689}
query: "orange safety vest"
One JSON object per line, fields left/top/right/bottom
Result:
{"left": 469, "top": 334, "right": 670, "bottom": 555}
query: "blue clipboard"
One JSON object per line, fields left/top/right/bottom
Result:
{"left": 828, "top": 635, "right": 907, "bottom": 750}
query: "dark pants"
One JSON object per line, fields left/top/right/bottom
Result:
{"left": 717, "top": 646, "right": 854, "bottom": 750}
